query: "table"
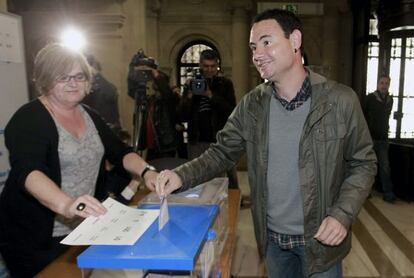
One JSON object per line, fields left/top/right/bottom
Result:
{"left": 37, "top": 188, "right": 241, "bottom": 278}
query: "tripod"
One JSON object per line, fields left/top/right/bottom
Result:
{"left": 132, "top": 84, "right": 148, "bottom": 155}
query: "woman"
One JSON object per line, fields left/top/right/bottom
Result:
{"left": 0, "top": 43, "right": 157, "bottom": 277}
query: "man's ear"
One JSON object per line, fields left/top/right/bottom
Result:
{"left": 290, "top": 29, "right": 302, "bottom": 51}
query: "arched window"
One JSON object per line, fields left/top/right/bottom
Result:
{"left": 176, "top": 40, "right": 220, "bottom": 89}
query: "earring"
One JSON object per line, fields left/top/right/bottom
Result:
{"left": 294, "top": 48, "right": 298, "bottom": 53}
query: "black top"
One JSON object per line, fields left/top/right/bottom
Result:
{"left": 364, "top": 91, "right": 393, "bottom": 140}
{"left": 0, "top": 99, "right": 132, "bottom": 250}
{"left": 179, "top": 76, "right": 236, "bottom": 144}
{"left": 82, "top": 73, "right": 122, "bottom": 132}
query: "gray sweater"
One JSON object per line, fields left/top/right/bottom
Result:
{"left": 266, "top": 96, "right": 310, "bottom": 235}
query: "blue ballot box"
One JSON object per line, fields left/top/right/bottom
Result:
{"left": 77, "top": 204, "right": 219, "bottom": 272}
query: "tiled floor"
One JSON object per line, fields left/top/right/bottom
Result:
{"left": 232, "top": 172, "right": 414, "bottom": 278}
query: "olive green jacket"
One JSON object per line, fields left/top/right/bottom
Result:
{"left": 175, "top": 70, "right": 377, "bottom": 275}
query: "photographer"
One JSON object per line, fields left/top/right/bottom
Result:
{"left": 128, "top": 53, "right": 178, "bottom": 161}
{"left": 178, "top": 49, "right": 238, "bottom": 188}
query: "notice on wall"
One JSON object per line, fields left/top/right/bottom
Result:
{"left": 0, "top": 12, "right": 28, "bottom": 195}
{"left": 0, "top": 13, "right": 23, "bottom": 63}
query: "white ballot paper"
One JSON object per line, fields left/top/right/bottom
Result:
{"left": 158, "top": 196, "right": 169, "bottom": 232}
{"left": 61, "top": 198, "right": 159, "bottom": 245}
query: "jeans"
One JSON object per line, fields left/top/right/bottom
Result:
{"left": 265, "top": 238, "right": 342, "bottom": 278}
{"left": 373, "top": 140, "right": 395, "bottom": 199}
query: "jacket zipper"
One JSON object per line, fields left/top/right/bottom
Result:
{"left": 314, "top": 135, "right": 325, "bottom": 224}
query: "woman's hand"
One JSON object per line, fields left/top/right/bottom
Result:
{"left": 143, "top": 170, "right": 158, "bottom": 191}
{"left": 63, "top": 195, "right": 107, "bottom": 219}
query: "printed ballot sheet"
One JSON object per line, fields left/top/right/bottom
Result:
{"left": 61, "top": 198, "right": 159, "bottom": 245}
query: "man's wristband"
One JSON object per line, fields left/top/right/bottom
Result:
{"left": 140, "top": 164, "right": 156, "bottom": 178}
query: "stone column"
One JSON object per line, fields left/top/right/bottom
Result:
{"left": 322, "top": 3, "right": 340, "bottom": 80}
{"left": 231, "top": 6, "right": 250, "bottom": 101}
{"left": 146, "top": 1, "right": 160, "bottom": 58}
{"left": 119, "top": 0, "right": 147, "bottom": 134}
{"left": 350, "top": 0, "right": 370, "bottom": 100}
{"left": 0, "top": 0, "right": 7, "bottom": 12}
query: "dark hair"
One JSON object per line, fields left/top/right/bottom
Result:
{"left": 200, "top": 49, "right": 219, "bottom": 63}
{"left": 85, "top": 54, "right": 102, "bottom": 71}
{"left": 253, "top": 9, "right": 304, "bottom": 51}
{"left": 379, "top": 74, "right": 391, "bottom": 81}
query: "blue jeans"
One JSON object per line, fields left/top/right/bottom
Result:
{"left": 373, "top": 140, "right": 395, "bottom": 199}
{"left": 265, "top": 238, "right": 342, "bottom": 278}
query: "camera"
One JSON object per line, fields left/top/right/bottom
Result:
{"left": 128, "top": 49, "right": 158, "bottom": 98}
{"left": 130, "top": 49, "right": 158, "bottom": 83}
{"left": 130, "top": 49, "right": 157, "bottom": 69}
{"left": 190, "top": 68, "right": 208, "bottom": 94}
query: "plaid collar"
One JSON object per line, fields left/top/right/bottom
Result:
{"left": 272, "top": 75, "right": 311, "bottom": 111}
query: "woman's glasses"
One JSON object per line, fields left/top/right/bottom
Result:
{"left": 56, "top": 73, "right": 87, "bottom": 83}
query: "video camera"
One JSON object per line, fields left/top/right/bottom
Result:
{"left": 128, "top": 49, "right": 158, "bottom": 98}
{"left": 190, "top": 68, "right": 208, "bottom": 94}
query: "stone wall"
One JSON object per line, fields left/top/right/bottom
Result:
{"left": 6, "top": 0, "right": 355, "bottom": 137}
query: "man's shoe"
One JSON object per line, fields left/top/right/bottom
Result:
{"left": 383, "top": 195, "right": 397, "bottom": 203}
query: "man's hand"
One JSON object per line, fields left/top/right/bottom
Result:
{"left": 314, "top": 216, "right": 347, "bottom": 246}
{"left": 155, "top": 170, "right": 183, "bottom": 197}
{"left": 199, "top": 88, "right": 212, "bottom": 98}
{"left": 143, "top": 170, "right": 158, "bottom": 191}
{"left": 134, "top": 65, "right": 159, "bottom": 78}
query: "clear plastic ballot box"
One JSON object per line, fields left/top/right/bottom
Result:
{"left": 77, "top": 203, "right": 220, "bottom": 278}
{"left": 140, "top": 178, "right": 229, "bottom": 254}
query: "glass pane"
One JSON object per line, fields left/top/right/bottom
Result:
{"left": 369, "top": 18, "right": 378, "bottom": 36}
{"left": 400, "top": 98, "right": 414, "bottom": 138}
{"left": 368, "top": 41, "right": 379, "bottom": 57}
{"left": 366, "top": 58, "right": 378, "bottom": 93}
{"left": 391, "top": 38, "right": 402, "bottom": 59}
{"left": 389, "top": 56, "right": 400, "bottom": 139}
{"left": 406, "top": 37, "right": 414, "bottom": 59}
{"left": 180, "top": 44, "right": 212, "bottom": 63}
{"left": 404, "top": 38, "right": 414, "bottom": 97}
{"left": 366, "top": 42, "right": 379, "bottom": 94}
{"left": 389, "top": 59, "right": 400, "bottom": 95}
{"left": 389, "top": 97, "right": 398, "bottom": 138}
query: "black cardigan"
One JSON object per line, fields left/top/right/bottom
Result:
{"left": 0, "top": 99, "right": 132, "bottom": 249}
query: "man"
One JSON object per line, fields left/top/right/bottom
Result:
{"left": 365, "top": 75, "right": 396, "bottom": 203}
{"left": 178, "top": 49, "right": 238, "bottom": 188}
{"left": 83, "top": 55, "right": 122, "bottom": 135}
{"left": 156, "top": 9, "right": 376, "bottom": 278}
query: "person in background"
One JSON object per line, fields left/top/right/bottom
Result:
{"left": 82, "top": 55, "right": 139, "bottom": 204}
{"left": 364, "top": 75, "right": 397, "bottom": 203}
{"left": 171, "top": 85, "right": 189, "bottom": 159}
{"left": 178, "top": 49, "right": 238, "bottom": 188}
{"left": 82, "top": 54, "right": 123, "bottom": 136}
{"left": 155, "top": 9, "right": 376, "bottom": 278}
{"left": 0, "top": 43, "right": 157, "bottom": 278}
{"left": 132, "top": 65, "right": 178, "bottom": 161}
